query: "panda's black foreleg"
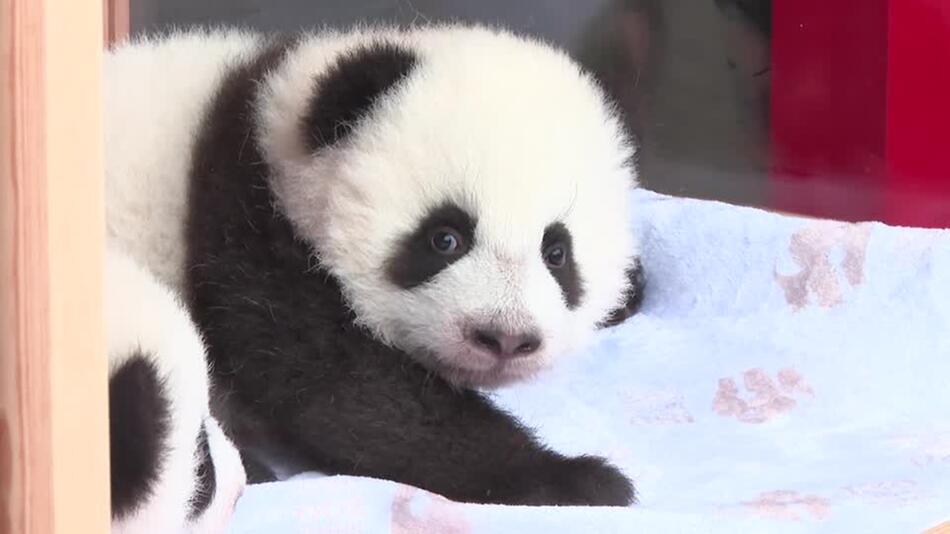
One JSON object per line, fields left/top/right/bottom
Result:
{"left": 260, "top": 344, "right": 635, "bottom": 507}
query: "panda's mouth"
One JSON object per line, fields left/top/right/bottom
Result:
{"left": 423, "top": 347, "right": 546, "bottom": 389}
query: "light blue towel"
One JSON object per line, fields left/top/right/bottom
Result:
{"left": 231, "top": 191, "right": 950, "bottom": 533}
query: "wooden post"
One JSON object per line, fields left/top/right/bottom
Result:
{"left": 1, "top": 0, "right": 110, "bottom": 532}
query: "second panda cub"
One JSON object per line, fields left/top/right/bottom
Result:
{"left": 107, "top": 25, "right": 643, "bottom": 506}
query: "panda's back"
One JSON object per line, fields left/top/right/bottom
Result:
{"left": 104, "top": 29, "right": 263, "bottom": 293}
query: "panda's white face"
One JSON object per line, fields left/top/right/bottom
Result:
{"left": 262, "top": 26, "right": 638, "bottom": 387}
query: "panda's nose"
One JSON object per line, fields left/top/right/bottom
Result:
{"left": 470, "top": 328, "right": 542, "bottom": 359}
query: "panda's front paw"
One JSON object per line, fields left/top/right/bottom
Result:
{"left": 509, "top": 455, "right": 635, "bottom": 506}
{"left": 601, "top": 259, "right": 646, "bottom": 328}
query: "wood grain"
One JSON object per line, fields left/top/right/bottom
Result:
{"left": 1, "top": 0, "right": 109, "bottom": 532}
{"left": 1, "top": 0, "right": 53, "bottom": 530}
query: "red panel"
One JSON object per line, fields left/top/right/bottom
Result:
{"left": 885, "top": 0, "right": 950, "bottom": 228}
{"left": 769, "top": 0, "right": 889, "bottom": 221}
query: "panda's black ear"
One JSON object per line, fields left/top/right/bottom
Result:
{"left": 599, "top": 258, "right": 646, "bottom": 328}
{"left": 302, "top": 43, "right": 418, "bottom": 152}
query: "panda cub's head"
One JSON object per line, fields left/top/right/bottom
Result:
{"left": 259, "top": 25, "right": 639, "bottom": 387}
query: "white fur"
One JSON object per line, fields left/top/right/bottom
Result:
{"left": 104, "top": 29, "right": 264, "bottom": 293}
{"left": 105, "top": 247, "right": 246, "bottom": 533}
{"left": 259, "top": 25, "right": 639, "bottom": 386}
{"left": 104, "top": 25, "right": 637, "bottom": 387}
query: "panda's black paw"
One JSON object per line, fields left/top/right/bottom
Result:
{"left": 508, "top": 455, "right": 636, "bottom": 506}
{"left": 600, "top": 259, "right": 646, "bottom": 328}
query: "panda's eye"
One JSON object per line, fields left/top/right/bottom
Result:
{"left": 543, "top": 243, "right": 567, "bottom": 268}
{"left": 430, "top": 227, "right": 464, "bottom": 255}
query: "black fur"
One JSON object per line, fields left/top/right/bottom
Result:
{"left": 238, "top": 450, "right": 276, "bottom": 483}
{"left": 601, "top": 258, "right": 646, "bottom": 328}
{"left": 387, "top": 203, "right": 477, "bottom": 289}
{"left": 188, "top": 424, "right": 215, "bottom": 519}
{"left": 185, "top": 34, "right": 634, "bottom": 506}
{"left": 542, "top": 222, "right": 584, "bottom": 309}
{"left": 109, "top": 353, "right": 170, "bottom": 519}
{"left": 303, "top": 43, "right": 417, "bottom": 151}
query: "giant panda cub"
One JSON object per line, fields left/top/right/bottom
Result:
{"left": 105, "top": 24, "right": 644, "bottom": 514}
{"left": 105, "top": 247, "right": 246, "bottom": 532}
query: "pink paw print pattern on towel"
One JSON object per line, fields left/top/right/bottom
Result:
{"left": 741, "top": 490, "right": 831, "bottom": 521}
{"left": 775, "top": 223, "right": 871, "bottom": 310}
{"left": 391, "top": 486, "right": 470, "bottom": 534}
{"left": 713, "top": 368, "right": 813, "bottom": 423}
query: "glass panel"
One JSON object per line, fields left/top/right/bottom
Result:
{"left": 130, "top": 0, "right": 950, "bottom": 227}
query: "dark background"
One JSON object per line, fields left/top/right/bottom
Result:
{"left": 131, "top": 0, "right": 773, "bottom": 207}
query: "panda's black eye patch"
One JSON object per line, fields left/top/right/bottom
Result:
{"left": 542, "top": 223, "right": 583, "bottom": 309}
{"left": 387, "top": 203, "right": 476, "bottom": 289}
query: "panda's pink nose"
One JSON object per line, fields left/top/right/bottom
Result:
{"left": 470, "top": 328, "right": 541, "bottom": 359}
